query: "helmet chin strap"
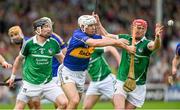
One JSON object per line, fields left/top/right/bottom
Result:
{"left": 35, "top": 27, "right": 41, "bottom": 35}
{"left": 36, "top": 27, "right": 51, "bottom": 39}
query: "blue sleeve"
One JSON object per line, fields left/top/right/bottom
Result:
{"left": 60, "top": 43, "right": 66, "bottom": 49}
{"left": 93, "top": 34, "right": 102, "bottom": 39}
{"left": 51, "top": 33, "right": 67, "bottom": 49}
{"left": 24, "top": 36, "right": 30, "bottom": 41}
{"left": 73, "top": 31, "right": 89, "bottom": 46}
{"left": 176, "top": 43, "right": 180, "bottom": 56}
{"left": 75, "top": 34, "right": 89, "bottom": 43}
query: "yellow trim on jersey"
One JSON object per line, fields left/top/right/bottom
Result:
{"left": 70, "top": 47, "right": 95, "bottom": 58}
{"left": 52, "top": 32, "right": 65, "bottom": 45}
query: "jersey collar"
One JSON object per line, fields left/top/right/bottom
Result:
{"left": 33, "top": 35, "right": 50, "bottom": 46}
{"left": 135, "top": 36, "right": 146, "bottom": 45}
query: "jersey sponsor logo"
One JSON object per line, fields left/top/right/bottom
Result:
{"left": 70, "top": 47, "right": 95, "bottom": 58}
{"left": 35, "top": 58, "right": 49, "bottom": 65}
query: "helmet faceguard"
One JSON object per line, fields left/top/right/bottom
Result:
{"left": 78, "top": 15, "right": 97, "bottom": 32}
{"left": 33, "top": 18, "right": 51, "bottom": 35}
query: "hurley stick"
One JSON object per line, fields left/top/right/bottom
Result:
{"left": 123, "top": 26, "right": 136, "bottom": 92}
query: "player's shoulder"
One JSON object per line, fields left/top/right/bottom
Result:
{"left": 24, "top": 36, "right": 33, "bottom": 44}
{"left": 21, "top": 36, "right": 34, "bottom": 49}
{"left": 51, "top": 32, "right": 64, "bottom": 42}
{"left": 73, "top": 29, "right": 86, "bottom": 37}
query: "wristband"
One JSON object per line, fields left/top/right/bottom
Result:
{"left": 10, "top": 74, "right": 16, "bottom": 80}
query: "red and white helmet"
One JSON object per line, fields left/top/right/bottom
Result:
{"left": 78, "top": 15, "right": 97, "bottom": 32}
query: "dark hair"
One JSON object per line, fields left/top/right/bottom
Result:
{"left": 33, "top": 19, "right": 49, "bottom": 30}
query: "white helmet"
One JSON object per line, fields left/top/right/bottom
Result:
{"left": 78, "top": 15, "right": 97, "bottom": 32}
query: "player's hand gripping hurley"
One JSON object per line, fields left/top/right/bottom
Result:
{"left": 123, "top": 26, "right": 136, "bottom": 92}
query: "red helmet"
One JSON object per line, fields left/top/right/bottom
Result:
{"left": 132, "top": 19, "right": 147, "bottom": 29}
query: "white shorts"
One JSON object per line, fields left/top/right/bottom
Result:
{"left": 58, "top": 65, "right": 86, "bottom": 93}
{"left": 52, "top": 76, "right": 60, "bottom": 85}
{"left": 114, "top": 80, "right": 146, "bottom": 107}
{"left": 86, "top": 74, "right": 116, "bottom": 99}
{"left": 17, "top": 80, "right": 64, "bottom": 103}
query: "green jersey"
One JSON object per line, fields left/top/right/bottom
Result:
{"left": 117, "top": 34, "right": 153, "bottom": 85}
{"left": 21, "top": 36, "right": 61, "bottom": 85}
{"left": 88, "top": 47, "right": 111, "bottom": 82}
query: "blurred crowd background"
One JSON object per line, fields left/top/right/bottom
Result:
{"left": 0, "top": 0, "right": 180, "bottom": 103}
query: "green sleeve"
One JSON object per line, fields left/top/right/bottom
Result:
{"left": 20, "top": 41, "right": 29, "bottom": 56}
{"left": 118, "top": 34, "right": 131, "bottom": 39}
{"left": 94, "top": 47, "right": 104, "bottom": 54}
{"left": 55, "top": 41, "right": 61, "bottom": 55}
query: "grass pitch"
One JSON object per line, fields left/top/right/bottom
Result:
{"left": 0, "top": 101, "right": 180, "bottom": 109}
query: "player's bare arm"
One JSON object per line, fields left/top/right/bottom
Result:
{"left": 93, "top": 12, "right": 119, "bottom": 39}
{"left": 55, "top": 52, "right": 65, "bottom": 64}
{"left": 86, "top": 37, "right": 135, "bottom": 54}
{"left": 0, "top": 55, "right": 12, "bottom": 68}
{"left": 6, "top": 54, "right": 24, "bottom": 87}
{"left": 105, "top": 46, "right": 121, "bottom": 65}
{"left": 172, "top": 54, "right": 180, "bottom": 75}
{"left": 148, "top": 23, "right": 163, "bottom": 51}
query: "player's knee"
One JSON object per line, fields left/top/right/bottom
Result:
{"left": 69, "top": 96, "right": 80, "bottom": 106}
{"left": 56, "top": 96, "right": 68, "bottom": 108}
{"left": 33, "top": 101, "right": 41, "bottom": 109}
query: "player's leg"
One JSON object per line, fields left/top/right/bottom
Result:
{"left": 125, "top": 84, "right": 146, "bottom": 109}
{"left": 113, "top": 94, "right": 126, "bottom": 109}
{"left": 62, "top": 82, "right": 80, "bottom": 109}
{"left": 113, "top": 80, "right": 127, "bottom": 109}
{"left": 59, "top": 66, "right": 86, "bottom": 109}
{"left": 125, "top": 100, "right": 136, "bottom": 109}
{"left": 15, "top": 81, "right": 42, "bottom": 109}
{"left": 43, "top": 80, "right": 68, "bottom": 109}
{"left": 55, "top": 93, "right": 68, "bottom": 109}
{"left": 14, "top": 100, "right": 26, "bottom": 109}
{"left": 83, "top": 81, "right": 100, "bottom": 109}
{"left": 27, "top": 97, "right": 41, "bottom": 109}
{"left": 83, "top": 95, "right": 100, "bottom": 109}
{"left": 27, "top": 100, "right": 34, "bottom": 109}
{"left": 52, "top": 75, "right": 61, "bottom": 109}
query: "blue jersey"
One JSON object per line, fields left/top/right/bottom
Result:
{"left": 63, "top": 29, "right": 102, "bottom": 71}
{"left": 51, "top": 33, "right": 66, "bottom": 77}
{"left": 176, "top": 43, "right": 180, "bottom": 56}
